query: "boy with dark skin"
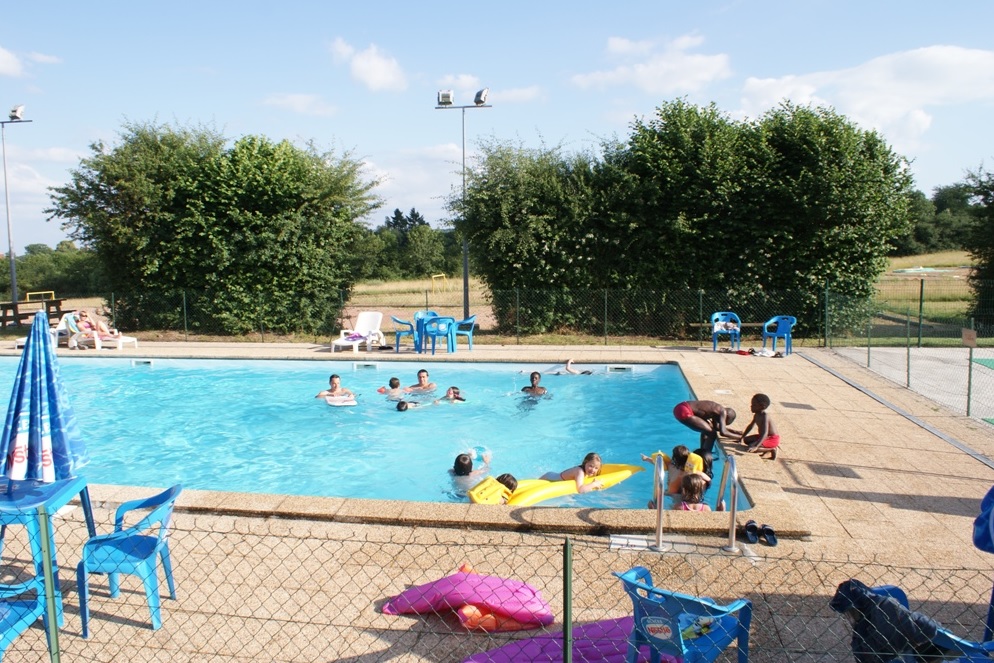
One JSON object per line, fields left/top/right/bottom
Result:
{"left": 671, "top": 400, "right": 737, "bottom": 454}
{"left": 732, "top": 393, "right": 781, "bottom": 460}
{"left": 521, "top": 371, "right": 547, "bottom": 396}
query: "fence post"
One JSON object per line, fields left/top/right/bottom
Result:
{"left": 823, "top": 283, "right": 830, "bottom": 348}
{"left": 110, "top": 292, "right": 117, "bottom": 329}
{"left": 562, "top": 537, "right": 573, "bottom": 663}
{"left": 424, "top": 289, "right": 429, "bottom": 310}
{"left": 968, "top": 317, "right": 975, "bottom": 417}
{"left": 698, "top": 290, "right": 704, "bottom": 346}
{"left": 182, "top": 290, "right": 189, "bottom": 342}
{"left": 866, "top": 322, "right": 871, "bottom": 369}
{"left": 515, "top": 288, "right": 520, "bottom": 345}
{"left": 906, "top": 309, "right": 911, "bottom": 388}
{"left": 603, "top": 289, "right": 608, "bottom": 346}
{"left": 37, "top": 506, "right": 62, "bottom": 663}
{"left": 917, "top": 279, "right": 924, "bottom": 348}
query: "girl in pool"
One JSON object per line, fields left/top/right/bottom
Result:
{"left": 675, "top": 473, "right": 711, "bottom": 511}
{"left": 541, "top": 452, "right": 604, "bottom": 493}
{"left": 436, "top": 386, "right": 466, "bottom": 403}
{"left": 647, "top": 473, "right": 720, "bottom": 510}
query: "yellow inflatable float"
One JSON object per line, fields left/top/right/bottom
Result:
{"left": 468, "top": 464, "right": 643, "bottom": 506}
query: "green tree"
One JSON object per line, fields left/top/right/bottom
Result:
{"left": 403, "top": 224, "right": 445, "bottom": 276}
{"left": 457, "top": 100, "right": 913, "bottom": 335}
{"left": 47, "top": 122, "right": 381, "bottom": 333}
{"left": 965, "top": 169, "right": 994, "bottom": 331}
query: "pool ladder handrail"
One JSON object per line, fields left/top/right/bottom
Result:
{"left": 653, "top": 455, "right": 665, "bottom": 549}
{"left": 716, "top": 454, "right": 740, "bottom": 552}
{"left": 653, "top": 453, "right": 740, "bottom": 552}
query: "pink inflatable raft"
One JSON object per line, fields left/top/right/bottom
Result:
{"left": 382, "top": 563, "right": 554, "bottom": 632}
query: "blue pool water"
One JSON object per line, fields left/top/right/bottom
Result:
{"left": 0, "top": 358, "right": 742, "bottom": 510}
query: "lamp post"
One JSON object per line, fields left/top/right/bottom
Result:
{"left": 435, "top": 88, "right": 491, "bottom": 320}
{"left": 1, "top": 105, "right": 32, "bottom": 304}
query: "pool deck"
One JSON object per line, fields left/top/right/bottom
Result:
{"left": 4, "top": 339, "right": 994, "bottom": 661}
{"left": 10, "top": 339, "right": 991, "bottom": 569}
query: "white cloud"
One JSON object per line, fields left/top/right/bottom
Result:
{"left": 27, "top": 52, "right": 61, "bottom": 65}
{"left": 572, "top": 33, "right": 731, "bottom": 94}
{"left": 739, "top": 46, "right": 994, "bottom": 151}
{"left": 493, "top": 85, "right": 542, "bottom": 104}
{"left": 329, "top": 37, "right": 354, "bottom": 63}
{"left": 438, "top": 73, "right": 481, "bottom": 91}
{"left": 0, "top": 45, "right": 24, "bottom": 76}
{"left": 606, "top": 37, "right": 654, "bottom": 57}
{"left": 330, "top": 38, "right": 406, "bottom": 91}
{"left": 262, "top": 93, "right": 337, "bottom": 117}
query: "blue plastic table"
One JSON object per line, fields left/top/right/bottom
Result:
{"left": 0, "top": 476, "right": 94, "bottom": 633}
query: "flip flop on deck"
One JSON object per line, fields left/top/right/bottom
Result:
{"left": 760, "top": 523, "right": 778, "bottom": 546}
{"left": 742, "top": 520, "right": 759, "bottom": 544}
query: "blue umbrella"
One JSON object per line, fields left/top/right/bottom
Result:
{"left": 1, "top": 311, "right": 89, "bottom": 482}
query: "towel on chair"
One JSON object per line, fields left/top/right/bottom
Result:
{"left": 830, "top": 579, "right": 946, "bottom": 663}
{"left": 346, "top": 333, "right": 366, "bottom": 341}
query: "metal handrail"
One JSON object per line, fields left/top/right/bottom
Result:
{"left": 717, "top": 455, "right": 740, "bottom": 552}
{"left": 652, "top": 455, "right": 665, "bottom": 549}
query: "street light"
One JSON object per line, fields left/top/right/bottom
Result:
{"left": 1, "top": 104, "right": 32, "bottom": 303}
{"left": 435, "top": 88, "right": 491, "bottom": 320}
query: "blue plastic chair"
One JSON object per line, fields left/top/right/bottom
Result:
{"left": 0, "top": 562, "right": 50, "bottom": 660}
{"left": 391, "top": 316, "right": 417, "bottom": 353}
{"left": 454, "top": 315, "right": 477, "bottom": 350}
{"left": 614, "top": 566, "right": 751, "bottom": 663}
{"left": 867, "top": 585, "right": 994, "bottom": 662}
{"left": 761, "top": 315, "right": 796, "bottom": 355}
{"left": 421, "top": 316, "right": 456, "bottom": 355}
{"left": 711, "top": 312, "right": 742, "bottom": 351}
{"left": 76, "top": 484, "right": 182, "bottom": 638}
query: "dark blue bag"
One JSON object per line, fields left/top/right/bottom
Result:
{"left": 973, "top": 485, "right": 994, "bottom": 554}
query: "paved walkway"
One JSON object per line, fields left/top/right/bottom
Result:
{"left": 3, "top": 339, "right": 994, "bottom": 660}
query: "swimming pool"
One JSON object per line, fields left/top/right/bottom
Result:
{"left": 0, "top": 358, "right": 740, "bottom": 510}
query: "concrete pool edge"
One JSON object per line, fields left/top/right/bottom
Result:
{"left": 76, "top": 477, "right": 811, "bottom": 539}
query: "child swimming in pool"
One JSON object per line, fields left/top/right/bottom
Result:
{"left": 377, "top": 377, "right": 403, "bottom": 400}
{"left": 541, "top": 452, "right": 604, "bottom": 493}
{"left": 451, "top": 450, "right": 491, "bottom": 495}
{"left": 647, "top": 474, "right": 722, "bottom": 510}
{"left": 521, "top": 372, "right": 548, "bottom": 397}
{"left": 435, "top": 386, "right": 466, "bottom": 403}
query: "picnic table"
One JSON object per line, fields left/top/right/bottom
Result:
{"left": 0, "top": 298, "right": 66, "bottom": 328}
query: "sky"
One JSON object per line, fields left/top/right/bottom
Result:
{"left": 1, "top": 1, "right": 993, "bottom": 254}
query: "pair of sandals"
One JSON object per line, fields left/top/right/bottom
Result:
{"left": 742, "top": 519, "right": 777, "bottom": 546}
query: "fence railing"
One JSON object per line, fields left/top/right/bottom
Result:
{"left": 5, "top": 503, "right": 991, "bottom": 662}
{"left": 38, "top": 279, "right": 992, "bottom": 347}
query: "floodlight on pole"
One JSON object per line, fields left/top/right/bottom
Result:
{"left": 434, "top": 88, "right": 492, "bottom": 320}
{"left": 1, "top": 104, "right": 32, "bottom": 304}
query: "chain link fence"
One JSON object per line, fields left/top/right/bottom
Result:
{"left": 46, "top": 286, "right": 834, "bottom": 346}
{"left": 828, "top": 279, "right": 994, "bottom": 424}
{"left": 4, "top": 504, "right": 993, "bottom": 661}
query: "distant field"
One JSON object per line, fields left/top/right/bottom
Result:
{"left": 888, "top": 251, "right": 973, "bottom": 271}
